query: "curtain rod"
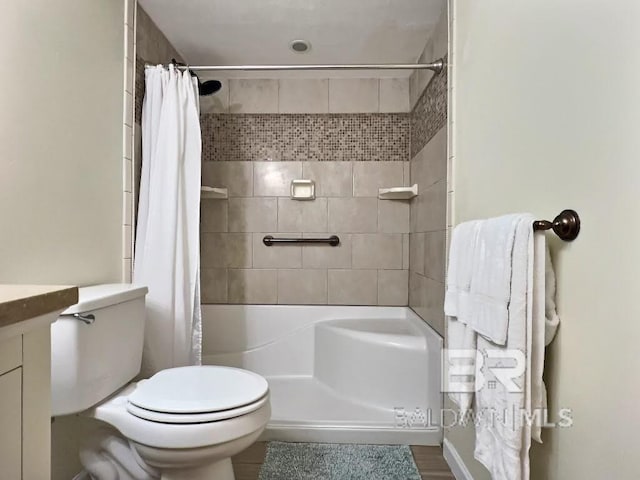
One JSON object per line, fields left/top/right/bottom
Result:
{"left": 169, "top": 58, "right": 445, "bottom": 75}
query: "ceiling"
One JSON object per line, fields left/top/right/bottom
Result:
{"left": 138, "top": 0, "right": 445, "bottom": 78}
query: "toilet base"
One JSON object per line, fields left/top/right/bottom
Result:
{"left": 161, "top": 458, "right": 234, "bottom": 480}
{"left": 132, "top": 425, "right": 267, "bottom": 480}
{"left": 86, "top": 389, "right": 270, "bottom": 480}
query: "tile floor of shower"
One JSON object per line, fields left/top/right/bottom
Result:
{"left": 232, "top": 442, "right": 454, "bottom": 480}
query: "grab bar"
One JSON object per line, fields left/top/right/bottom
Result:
{"left": 263, "top": 235, "right": 340, "bottom": 247}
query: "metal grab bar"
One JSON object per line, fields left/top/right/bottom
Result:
{"left": 263, "top": 235, "right": 340, "bottom": 247}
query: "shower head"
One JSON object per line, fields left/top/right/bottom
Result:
{"left": 199, "top": 79, "right": 222, "bottom": 96}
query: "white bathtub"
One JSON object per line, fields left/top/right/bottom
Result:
{"left": 202, "top": 305, "right": 443, "bottom": 445}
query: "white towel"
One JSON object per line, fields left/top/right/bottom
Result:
{"left": 444, "top": 220, "right": 481, "bottom": 322}
{"left": 544, "top": 249, "right": 560, "bottom": 346}
{"left": 529, "top": 234, "right": 546, "bottom": 446}
{"left": 445, "top": 220, "right": 481, "bottom": 414}
{"left": 445, "top": 318, "right": 477, "bottom": 415}
{"left": 466, "top": 214, "right": 523, "bottom": 345}
{"left": 473, "top": 215, "right": 534, "bottom": 480}
{"left": 472, "top": 217, "right": 560, "bottom": 480}
{"left": 444, "top": 214, "right": 560, "bottom": 471}
{"left": 530, "top": 243, "right": 560, "bottom": 443}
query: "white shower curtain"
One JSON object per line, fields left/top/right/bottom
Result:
{"left": 134, "top": 65, "right": 202, "bottom": 376}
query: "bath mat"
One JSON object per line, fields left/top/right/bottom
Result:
{"left": 258, "top": 441, "right": 421, "bottom": 480}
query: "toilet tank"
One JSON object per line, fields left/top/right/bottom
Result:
{"left": 51, "top": 284, "right": 148, "bottom": 416}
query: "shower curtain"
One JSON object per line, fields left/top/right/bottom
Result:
{"left": 134, "top": 65, "right": 202, "bottom": 375}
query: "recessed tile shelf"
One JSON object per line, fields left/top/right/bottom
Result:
{"left": 378, "top": 184, "right": 418, "bottom": 200}
{"left": 201, "top": 186, "right": 228, "bottom": 200}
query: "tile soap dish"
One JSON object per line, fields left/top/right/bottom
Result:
{"left": 201, "top": 186, "right": 228, "bottom": 200}
{"left": 290, "top": 179, "right": 315, "bottom": 200}
{"left": 378, "top": 184, "right": 418, "bottom": 200}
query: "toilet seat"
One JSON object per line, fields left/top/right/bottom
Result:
{"left": 87, "top": 380, "right": 271, "bottom": 449}
{"left": 126, "top": 394, "right": 269, "bottom": 424}
{"left": 127, "top": 366, "right": 269, "bottom": 418}
{"left": 128, "top": 365, "right": 269, "bottom": 414}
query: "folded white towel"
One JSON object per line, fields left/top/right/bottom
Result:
{"left": 445, "top": 318, "right": 477, "bottom": 415}
{"left": 466, "top": 214, "right": 523, "bottom": 345}
{"left": 531, "top": 243, "right": 560, "bottom": 443}
{"left": 443, "top": 213, "right": 561, "bottom": 480}
{"left": 445, "top": 220, "right": 481, "bottom": 414}
{"left": 473, "top": 215, "right": 534, "bottom": 480}
{"left": 473, "top": 217, "right": 561, "bottom": 479}
{"left": 529, "top": 233, "right": 545, "bottom": 447}
{"left": 544, "top": 248, "right": 560, "bottom": 346}
{"left": 444, "top": 220, "right": 481, "bottom": 322}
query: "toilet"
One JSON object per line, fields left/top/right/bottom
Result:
{"left": 51, "top": 284, "right": 270, "bottom": 480}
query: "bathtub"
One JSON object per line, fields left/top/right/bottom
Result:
{"left": 202, "top": 305, "right": 443, "bottom": 445}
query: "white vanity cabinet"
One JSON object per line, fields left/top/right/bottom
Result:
{"left": 0, "top": 324, "right": 57, "bottom": 480}
{"left": 0, "top": 362, "right": 22, "bottom": 479}
{"left": 0, "top": 286, "right": 78, "bottom": 480}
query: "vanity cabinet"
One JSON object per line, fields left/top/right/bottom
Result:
{"left": 0, "top": 328, "right": 53, "bottom": 480}
{"left": 0, "top": 286, "right": 78, "bottom": 480}
{"left": 0, "top": 367, "right": 22, "bottom": 479}
{"left": 0, "top": 334, "right": 22, "bottom": 476}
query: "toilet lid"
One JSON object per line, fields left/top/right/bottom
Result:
{"left": 126, "top": 393, "right": 269, "bottom": 424}
{"left": 127, "top": 366, "right": 269, "bottom": 414}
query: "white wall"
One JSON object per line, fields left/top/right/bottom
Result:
{"left": 449, "top": 0, "right": 640, "bottom": 478}
{"left": 0, "top": 0, "right": 126, "bottom": 285}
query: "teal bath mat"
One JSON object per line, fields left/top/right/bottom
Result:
{"left": 258, "top": 442, "right": 421, "bottom": 480}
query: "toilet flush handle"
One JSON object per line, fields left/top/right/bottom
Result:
{"left": 72, "top": 313, "right": 95, "bottom": 325}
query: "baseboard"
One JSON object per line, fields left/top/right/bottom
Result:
{"left": 262, "top": 423, "right": 442, "bottom": 446}
{"left": 443, "top": 438, "right": 474, "bottom": 480}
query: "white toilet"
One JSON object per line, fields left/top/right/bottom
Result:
{"left": 51, "top": 284, "right": 271, "bottom": 480}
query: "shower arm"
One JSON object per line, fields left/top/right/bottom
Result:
{"left": 173, "top": 58, "right": 446, "bottom": 75}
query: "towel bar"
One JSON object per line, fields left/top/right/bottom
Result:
{"left": 533, "top": 209, "right": 580, "bottom": 241}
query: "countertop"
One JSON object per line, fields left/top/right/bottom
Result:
{"left": 0, "top": 285, "right": 79, "bottom": 329}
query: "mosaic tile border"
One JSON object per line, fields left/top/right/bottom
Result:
{"left": 202, "top": 113, "right": 410, "bottom": 162}
{"left": 410, "top": 55, "right": 448, "bottom": 158}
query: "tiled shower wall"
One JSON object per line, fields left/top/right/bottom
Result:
{"left": 198, "top": 75, "right": 449, "bottom": 308}
{"left": 200, "top": 77, "right": 410, "bottom": 114}
{"left": 201, "top": 160, "right": 411, "bottom": 305}
{"left": 408, "top": 5, "right": 448, "bottom": 336}
{"left": 409, "top": 124, "right": 447, "bottom": 335}
{"left": 199, "top": 79, "right": 413, "bottom": 306}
